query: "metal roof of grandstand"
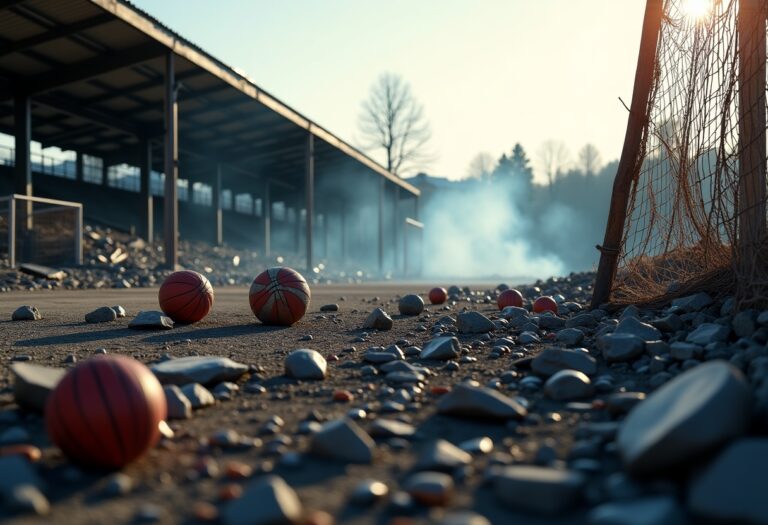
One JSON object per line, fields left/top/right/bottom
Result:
{"left": 0, "top": 0, "right": 419, "bottom": 195}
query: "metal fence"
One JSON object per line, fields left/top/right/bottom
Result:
{"left": 0, "top": 194, "right": 83, "bottom": 268}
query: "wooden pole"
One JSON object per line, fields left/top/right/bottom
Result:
{"left": 737, "top": 0, "right": 767, "bottom": 271}
{"left": 591, "top": 0, "right": 664, "bottom": 308}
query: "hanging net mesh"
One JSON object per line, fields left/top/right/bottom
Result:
{"left": 610, "top": 0, "right": 768, "bottom": 308}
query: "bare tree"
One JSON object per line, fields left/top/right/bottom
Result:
{"left": 538, "top": 140, "right": 570, "bottom": 186}
{"left": 466, "top": 152, "right": 496, "bottom": 180}
{"left": 577, "top": 143, "right": 602, "bottom": 176}
{"left": 358, "top": 73, "right": 432, "bottom": 176}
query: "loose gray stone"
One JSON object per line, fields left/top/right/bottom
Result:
{"left": 617, "top": 360, "right": 751, "bottom": 475}
{"left": 605, "top": 392, "right": 646, "bottom": 415}
{"left": 757, "top": 310, "right": 768, "bottom": 326}
{"left": 670, "top": 342, "right": 702, "bottom": 361}
{"left": 688, "top": 438, "right": 768, "bottom": 524}
{"left": 163, "top": 385, "right": 192, "bottom": 419}
{"left": 398, "top": 294, "right": 425, "bottom": 316}
{"left": 284, "top": 349, "right": 327, "bottom": 380}
{"left": 436, "top": 512, "right": 491, "bottom": 525}
{"left": 415, "top": 439, "right": 472, "bottom": 471}
{"left": 350, "top": 479, "right": 389, "bottom": 506}
{"left": 457, "top": 311, "right": 495, "bottom": 334}
{"left": 111, "top": 305, "right": 127, "bottom": 318}
{"left": 7, "top": 484, "right": 50, "bottom": 516}
{"left": 180, "top": 383, "right": 215, "bottom": 409}
{"left": 686, "top": 323, "right": 730, "bottom": 345}
{"left": 85, "top": 306, "right": 117, "bottom": 324}
{"left": 537, "top": 314, "right": 566, "bottom": 330}
{"left": 732, "top": 310, "right": 758, "bottom": 338}
{"left": 493, "top": 466, "right": 585, "bottom": 515}
{"left": 310, "top": 418, "right": 374, "bottom": 464}
{"left": 437, "top": 383, "right": 527, "bottom": 420}
{"left": 614, "top": 317, "right": 662, "bottom": 342}
{"left": 589, "top": 496, "right": 686, "bottom": 525}
{"left": 363, "top": 308, "right": 393, "bottom": 331}
{"left": 129, "top": 310, "right": 173, "bottom": 330}
{"left": 212, "top": 382, "right": 239, "bottom": 400}
{"left": 544, "top": 370, "right": 594, "bottom": 401}
{"left": 11, "top": 362, "right": 65, "bottom": 413}
{"left": 403, "top": 471, "right": 454, "bottom": 506}
{"left": 565, "top": 313, "right": 598, "bottom": 329}
{"left": 651, "top": 314, "right": 683, "bottom": 333}
{"left": 12, "top": 306, "right": 41, "bottom": 321}
{"left": 555, "top": 328, "right": 585, "bottom": 346}
{"left": 222, "top": 475, "right": 302, "bottom": 525}
{"left": 420, "top": 337, "right": 460, "bottom": 360}
{"left": 151, "top": 356, "right": 248, "bottom": 385}
{"left": 320, "top": 304, "right": 339, "bottom": 312}
{"left": 368, "top": 419, "right": 416, "bottom": 438}
{"left": 0, "top": 455, "right": 44, "bottom": 503}
{"left": 598, "top": 333, "right": 645, "bottom": 362}
{"left": 532, "top": 347, "right": 597, "bottom": 377}
{"left": 518, "top": 331, "right": 540, "bottom": 344}
{"left": 671, "top": 292, "right": 713, "bottom": 312}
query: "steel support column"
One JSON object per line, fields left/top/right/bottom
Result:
{"left": 163, "top": 52, "right": 179, "bottom": 268}
{"left": 263, "top": 179, "right": 271, "bottom": 256}
{"left": 14, "top": 94, "right": 31, "bottom": 196}
{"left": 305, "top": 132, "right": 314, "bottom": 273}
{"left": 378, "top": 177, "right": 384, "bottom": 275}
{"left": 139, "top": 137, "right": 153, "bottom": 243}
{"left": 75, "top": 151, "right": 84, "bottom": 182}
{"left": 393, "top": 186, "right": 400, "bottom": 273}
{"left": 214, "top": 163, "right": 223, "bottom": 246}
{"left": 341, "top": 202, "right": 347, "bottom": 261}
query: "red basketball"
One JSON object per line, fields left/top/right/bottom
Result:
{"left": 45, "top": 355, "right": 166, "bottom": 469}
{"left": 158, "top": 270, "right": 214, "bottom": 324}
{"left": 429, "top": 287, "right": 448, "bottom": 305}
{"left": 249, "top": 267, "right": 311, "bottom": 325}
{"left": 533, "top": 296, "right": 559, "bottom": 315}
{"left": 497, "top": 289, "right": 524, "bottom": 310}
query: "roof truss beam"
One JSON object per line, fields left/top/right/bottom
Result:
{"left": 0, "top": 14, "right": 114, "bottom": 58}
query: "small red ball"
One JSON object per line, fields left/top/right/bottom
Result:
{"left": 45, "top": 355, "right": 166, "bottom": 469}
{"left": 497, "top": 289, "right": 524, "bottom": 310}
{"left": 533, "top": 296, "right": 559, "bottom": 315}
{"left": 429, "top": 287, "right": 448, "bottom": 305}
{"left": 249, "top": 267, "right": 311, "bottom": 325}
{"left": 159, "top": 270, "right": 214, "bottom": 324}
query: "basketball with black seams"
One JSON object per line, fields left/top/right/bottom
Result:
{"left": 45, "top": 355, "right": 167, "bottom": 469}
{"left": 249, "top": 267, "right": 311, "bottom": 325}
{"left": 158, "top": 270, "right": 214, "bottom": 324}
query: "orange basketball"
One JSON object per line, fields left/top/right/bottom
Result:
{"left": 249, "top": 267, "right": 311, "bottom": 325}
{"left": 533, "top": 296, "right": 559, "bottom": 315}
{"left": 429, "top": 287, "right": 448, "bottom": 305}
{"left": 45, "top": 355, "right": 167, "bottom": 469}
{"left": 158, "top": 270, "right": 214, "bottom": 324}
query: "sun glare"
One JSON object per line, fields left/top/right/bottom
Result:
{"left": 683, "top": 0, "right": 712, "bottom": 20}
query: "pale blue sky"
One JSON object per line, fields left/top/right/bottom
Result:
{"left": 132, "top": 0, "right": 647, "bottom": 181}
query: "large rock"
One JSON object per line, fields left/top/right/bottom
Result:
{"left": 11, "top": 363, "right": 65, "bottom": 413}
{"left": 686, "top": 323, "right": 730, "bottom": 345}
{"left": 598, "top": 333, "right": 645, "bottom": 363}
{"left": 180, "top": 383, "right": 215, "bottom": 409}
{"left": 589, "top": 496, "right": 686, "bottom": 525}
{"left": 398, "top": 294, "right": 425, "bottom": 316}
{"left": 222, "top": 475, "right": 302, "bottom": 525}
{"left": 544, "top": 370, "right": 593, "bottom": 401}
{"left": 617, "top": 360, "right": 751, "bottom": 475}
{"left": 129, "top": 310, "right": 174, "bottom": 330}
{"left": 284, "top": 349, "right": 327, "bottom": 380}
{"left": 363, "top": 308, "right": 393, "bottom": 331}
{"left": 671, "top": 292, "right": 712, "bottom": 312}
{"left": 555, "top": 328, "right": 585, "bottom": 346}
{"left": 457, "top": 312, "right": 495, "bottom": 334}
{"left": 414, "top": 440, "right": 472, "bottom": 471}
{"left": 493, "top": 466, "right": 585, "bottom": 515}
{"left": 531, "top": 347, "right": 597, "bottom": 377}
{"left": 420, "top": 337, "right": 460, "bottom": 360}
{"left": 614, "top": 317, "right": 662, "bottom": 341}
{"left": 309, "top": 418, "right": 374, "bottom": 464}
{"left": 688, "top": 439, "right": 768, "bottom": 524}
{"left": 163, "top": 385, "right": 192, "bottom": 419}
{"left": 151, "top": 356, "right": 249, "bottom": 385}
{"left": 11, "top": 306, "right": 41, "bottom": 321}
{"left": 437, "top": 383, "right": 527, "bottom": 420}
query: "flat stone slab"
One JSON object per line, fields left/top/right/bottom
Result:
{"left": 688, "top": 438, "right": 768, "bottom": 524}
{"left": 151, "top": 356, "right": 249, "bottom": 386}
{"left": 457, "top": 311, "right": 495, "bottom": 334}
{"left": 617, "top": 360, "right": 751, "bottom": 475}
{"left": 614, "top": 316, "right": 662, "bottom": 341}
{"left": 493, "top": 466, "right": 585, "bottom": 515}
{"left": 11, "top": 362, "right": 65, "bottom": 413}
{"left": 437, "top": 383, "right": 527, "bottom": 420}
{"left": 19, "top": 263, "right": 66, "bottom": 281}
{"left": 531, "top": 347, "right": 597, "bottom": 377}
{"left": 129, "top": 310, "right": 174, "bottom": 330}
{"left": 420, "top": 337, "right": 460, "bottom": 360}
